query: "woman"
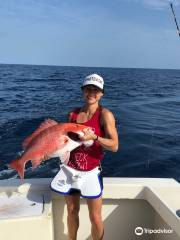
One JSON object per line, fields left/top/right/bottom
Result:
{"left": 66, "top": 73, "right": 119, "bottom": 240}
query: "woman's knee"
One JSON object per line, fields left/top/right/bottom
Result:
{"left": 89, "top": 212, "right": 102, "bottom": 225}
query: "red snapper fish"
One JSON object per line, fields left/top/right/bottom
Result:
{"left": 9, "top": 119, "right": 94, "bottom": 179}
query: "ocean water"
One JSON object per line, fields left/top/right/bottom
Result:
{"left": 0, "top": 64, "right": 180, "bottom": 182}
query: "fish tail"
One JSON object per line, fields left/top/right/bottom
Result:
{"left": 9, "top": 158, "right": 25, "bottom": 179}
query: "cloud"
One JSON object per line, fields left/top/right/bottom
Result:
{"left": 0, "top": 1, "right": 71, "bottom": 23}
{"left": 0, "top": 0, "right": 106, "bottom": 27}
{"left": 130, "top": 0, "right": 180, "bottom": 9}
{"left": 145, "top": 0, "right": 180, "bottom": 8}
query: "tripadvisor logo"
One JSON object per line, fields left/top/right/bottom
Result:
{"left": 135, "top": 227, "right": 143, "bottom": 236}
{"left": 135, "top": 226, "right": 173, "bottom": 235}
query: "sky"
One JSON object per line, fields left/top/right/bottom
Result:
{"left": 0, "top": 0, "right": 180, "bottom": 69}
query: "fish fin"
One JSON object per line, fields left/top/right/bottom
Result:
{"left": 31, "top": 158, "right": 42, "bottom": 168}
{"left": 9, "top": 158, "right": 25, "bottom": 179}
{"left": 22, "top": 119, "right": 58, "bottom": 149}
{"left": 59, "top": 151, "right": 70, "bottom": 165}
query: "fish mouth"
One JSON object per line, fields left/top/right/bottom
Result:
{"left": 67, "top": 132, "right": 81, "bottom": 141}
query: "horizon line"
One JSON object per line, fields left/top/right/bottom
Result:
{"left": 0, "top": 62, "right": 180, "bottom": 71}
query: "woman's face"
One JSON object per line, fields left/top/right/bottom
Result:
{"left": 82, "top": 85, "right": 103, "bottom": 105}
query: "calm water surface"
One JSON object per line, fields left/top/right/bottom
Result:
{"left": 0, "top": 64, "right": 180, "bottom": 181}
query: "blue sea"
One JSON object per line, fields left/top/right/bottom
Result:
{"left": 0, "top": 64, "right": 180, "bottom": 182}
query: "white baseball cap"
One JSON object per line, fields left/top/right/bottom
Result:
{"left": 81, "top": 74, "right": 104, "bottom": 91}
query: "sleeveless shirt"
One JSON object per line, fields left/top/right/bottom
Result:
{"left": 67, "top": 106, "right": 105, "bottom": 171}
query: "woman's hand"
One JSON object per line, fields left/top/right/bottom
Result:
{"left": 79, "top": 128, "right": 97, "bottom": 141}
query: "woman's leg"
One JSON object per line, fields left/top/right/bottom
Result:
{"left": 86, "top": 196, "right": 104, "bottom": 240}
{"left": 65, "top": 193, "right": 81, "bottom": 240}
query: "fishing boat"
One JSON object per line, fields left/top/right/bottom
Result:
{"left": 0, "top": 177, "right": 179, "bottom": 239}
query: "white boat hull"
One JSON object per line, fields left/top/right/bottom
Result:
{"left": 0, "top": 177, "right": 180, "bottom": 240}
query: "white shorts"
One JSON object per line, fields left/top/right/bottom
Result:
{"left": 50, "top": 164, "right": 103, "bottom": 198}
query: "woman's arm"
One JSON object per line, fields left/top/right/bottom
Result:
{"left": 97, "top": 109, "right": 119, "bottom": 152}
{"left": 80, "top": 109, "right": 119, "bottom": 152}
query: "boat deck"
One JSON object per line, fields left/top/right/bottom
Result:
{"left": 0, "top": 177, "right": 180, "bottom": 240}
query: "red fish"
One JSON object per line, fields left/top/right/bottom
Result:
{"left": 10, "top": 119, "right": 94, "bottom": 179}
